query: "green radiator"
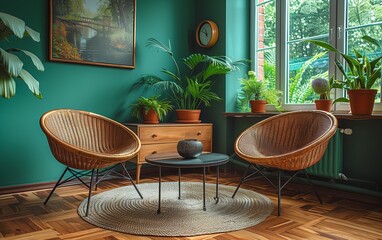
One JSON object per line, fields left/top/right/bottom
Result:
{"left": 307, "top": 129, "right": 344, "bottom": 179}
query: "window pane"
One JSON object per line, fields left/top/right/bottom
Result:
{"left": 259, "top": 0, "right": 276, "bottom": 48}
{"left": 257, "top": 48, "right": 276, "bottom": 90}
{"left": 288, "top": 40, "right": 329, "bottom": 104}
{"left": 346, "top": 0, "right": 382, "bottom": 103}
{"left": 347, "top": 0, "right": 382, "bottom": 28}
{"left": 289, "top": 0, "right": 330, "bottom": 41}
{"left": 287, "top": 0, "right": 330, "bottom": 104}
{"left": 256, "top": 0, "right": 276, "bottom": 85}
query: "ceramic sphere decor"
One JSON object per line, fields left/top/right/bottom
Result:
{"left": 177, "top": 139, "right": 203, "bottom": 158}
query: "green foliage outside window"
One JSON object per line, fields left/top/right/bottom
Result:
{"left": 256, "top": 0, "right": 382, "bottom": 105}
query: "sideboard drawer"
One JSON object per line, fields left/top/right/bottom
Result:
{"left": 124, "top": 123, "right": 213, "bottom": 183}
{"left": 139, "top": 125, "right": 212, "bottom": 144}
{"left": 138, "top": 141, "right": 212, "bottom": 164}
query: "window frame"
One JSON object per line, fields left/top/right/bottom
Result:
{"left": 250, "top": 0, "right": 382, "bottom": 112}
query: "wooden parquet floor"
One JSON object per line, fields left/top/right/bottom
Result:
{"left": 0, "top": 170, "right": 381, "bottom": 240}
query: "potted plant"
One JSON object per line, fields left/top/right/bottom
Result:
{"left": 236, "top": 70, "right": 282, "bottom": 113}
{"left": 311, "top": 77, "right": 336, "bottom": 112}
{"left": 0, "top": 12, "right": 44, "bottom": 99}
{"left": 307, "top": 37, "right": 382, "bottom": 115}
{"left": 131, "top": 96, "right": 173, "bottom": 124}
{"left": 133, "top": 38, "right": 245, "bottom": 122}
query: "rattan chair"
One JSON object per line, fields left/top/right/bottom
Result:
{"left": 40, "top": 109, "right": 143, "bottom": 217}
{"left": 232, "top": 110, "right": 338, "bottom": 216}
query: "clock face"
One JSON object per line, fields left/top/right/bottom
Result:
{"left": 199, "top": 23, "right": 212, "bottom": 46}
{"left": 196, "top": 20, "right": 218, "bottom": 48}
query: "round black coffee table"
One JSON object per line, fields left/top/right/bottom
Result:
{"left": 145, "top": 152, "right": 230, "bottom": 213}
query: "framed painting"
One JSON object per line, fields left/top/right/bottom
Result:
{"left": 49, "top": 0, "right": 136, "bottom": 69}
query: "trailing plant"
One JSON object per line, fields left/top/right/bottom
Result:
{"left": 236, "top": 70, "right": 282, "bottom": 112}
{"left": 0, "top": 12, "right": 44, "bottom": 99}
{"left": 133, "top": 38, "right": 246, "bottom": 110}
{"left": 131, "top": 96, "right": 173, "bottom": 121}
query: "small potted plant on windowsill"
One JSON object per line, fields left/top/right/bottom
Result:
{"left": 307, "top": 37, "right": 382, "bottom": 115}
{"left": 237, "top": 70, "right": 282, "bottom": 113}
{"left": 133, "top": 38, "right": 246, "bottom": 123}
{"left": 131, "top": 96, "right": 173, "bottom": 124}
{"left": 311, "top": 77, "right": 336, "bottom": 112}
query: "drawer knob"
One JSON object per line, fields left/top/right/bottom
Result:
{"left": 152, "top": 151, "right": 157, "bottom": 154}
{"left": 197, "top": 131, "right": 202, "bottom": 136}
{"left": 152, "top": 134, "right": 157, "bottom": 138}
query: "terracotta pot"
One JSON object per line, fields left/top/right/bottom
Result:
{"left": 347, "top": 89, "right": 377, "bottom": 115}
{"left": 175, "top": 109, "right": 201, "bottom": 123}
{"left": 314, "top": 99, "right": 332, "bottom": 112}
{"left": 250, "top": 100, "right": 267, "bottom": 113}
{"left": 142, "top": 109, "right": 159, "bottom": 124}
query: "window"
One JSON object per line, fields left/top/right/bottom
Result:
{"left": 251, "top": 0, "right": 382, "bottom": 111}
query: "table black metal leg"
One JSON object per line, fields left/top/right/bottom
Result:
{"left": 203, "top": 167, "right": 206, "bottom": 211}
{"left": 157, "top": 166, "right": 161, "bottom": 214}
{"left": 214, "top": 165, "right": 220, "bottom": 204}
{"left": 178, "top": 168, "right": 181, "bottom": 200}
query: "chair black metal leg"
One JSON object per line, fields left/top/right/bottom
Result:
{"left": 203, "top": 167, "right": 206, "bottom": 211}
{"left": 178, "top": 168, "right": 181, "bottom": 200}
{"left": 303, "top": 169, "right": 323, "bottom": 204}
{"left": 277, "top": 170, "right": 281, "bottom": 216}
{"left": 120, "top": 163, "right": 143, "bottom": 199}
{"left": 232, "top": 163, "right": 251, "bottom": 198}
{"left": 85, "top": 169, "right": 95, "bottom": 217}
{"left": 95, "top": 169, "right": 99, "bottom": 191}
{"left": 44, "top": 167, "right": 69, "bottom": 205}
{"left": 214, "top": 165, "right": 220, "bottom": 204}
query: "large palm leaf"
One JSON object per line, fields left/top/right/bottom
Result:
{"left": 135, "top": 38, "right": 244, "bottom": 109}
{"left": 0, "top": 12, "right": 44, "bottom": 99}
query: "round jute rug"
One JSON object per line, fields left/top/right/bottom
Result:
{"left": 78, "top": 182, "right": 273, "bottom": 237}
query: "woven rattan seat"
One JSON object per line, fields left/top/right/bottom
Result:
{"left": 40, "top": 109, "right": 143, "bottom": 216}
{"left": 232, "top": 110, "right": 338, "bottom": 215}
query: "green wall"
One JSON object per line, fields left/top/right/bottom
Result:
{"left": 0, "top": 0, "right": 250, "bottom": 188}
{"left": 0, "top": 0, "right": 195, "bottom": 187}
{"left": 195, "top": 0, "right": 250, "bottom": 154}
{"left": 0, "top": 0, "right": 380, "bottom": 198}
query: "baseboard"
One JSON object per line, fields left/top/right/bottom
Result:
{"left": 0, "top": 182, "right": 56, "bottom": 195}
{"left": 0, "top": 166, "right": 181, "bottom": 195}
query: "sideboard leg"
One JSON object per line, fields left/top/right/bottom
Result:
{"left": 136, "top": 164, "right": 142, "bottom": 184}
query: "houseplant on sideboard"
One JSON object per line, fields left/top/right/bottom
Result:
{"left": 307, "top": 37, "right": 382, "bottom": 115}
{"left": 133, "top": 38, "right": 246, "bottom": 122}
{"left": 0, "top": 12, "right": 44, "bottom": 99}
{"left": 131, "top": 96, "right": 173, "bottom": 124}
{"left": 236, "top": 70, "right": 282, "bottom": 113}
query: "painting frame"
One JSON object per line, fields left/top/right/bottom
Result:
{"left": 49, "top": 0, "right": 136, "bottom": 69}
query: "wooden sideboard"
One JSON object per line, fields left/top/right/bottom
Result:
{"left": 124, "top": 123, "right": 213, "bottom": 183}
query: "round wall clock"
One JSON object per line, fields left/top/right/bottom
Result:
{"left": 195, "top": 20, "right": 219, "bottom": 48}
